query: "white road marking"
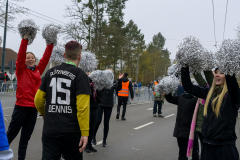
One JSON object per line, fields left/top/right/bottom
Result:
{"left": 2, "top": 107, "right": 14, "bottom": 110}
{"left": 129, "top": 101, "right": 153, "bottom": 106}
{"left": 134, "top": 122, "right": 154, "bottom": 130}
{"left": 147, "top": 108, "right": 153, "bottom": 110}
{"left": 164, "top": 114, "right": 175, "bottom": 118}
{"left": 4, "top": 117, "right": 8, "bottom": 122}
{"left": 92, "top": 140, "right": 103, "bottom": 146}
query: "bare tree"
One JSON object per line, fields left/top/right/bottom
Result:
{"left": 64, "top": 0, "right": 93, "bottom": 49}
{"left": 0, "top": 0, "right": 27, "bottom": 31}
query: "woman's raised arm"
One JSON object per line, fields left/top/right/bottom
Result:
{"left": 181, "top": 66, "right": 209, "bottom": 99}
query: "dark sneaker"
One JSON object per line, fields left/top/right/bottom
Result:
{"left": 89, "top": 146, "right": 97, "bottom": 152}
{"left": 158, "top": 114, "right": 164, "bottom": 118}
{"left": 92, "top": 137, "right": 96, "bottom": 145}
{"left": 116, "top": 114, "right": 119, "bottom": 119}
{"left": 121, "top": 117, "right": 126, "bottom": 121}
{"left": 102, "top": 141, "right": 107, "bottom": 147}
{"left": 153, "top": 114, "right": 156, "bottom": 117}
{"left": 84, "top": 147, "right": 91, "bottom": 153}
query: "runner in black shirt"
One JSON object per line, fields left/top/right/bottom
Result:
{"left": 35, "top": 41, "right": 91, "bottom": 160}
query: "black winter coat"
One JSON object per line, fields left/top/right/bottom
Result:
{"left": 165, "top": 94, "right": 198, "bottom": 139}
{"left": 97, "top": 79, "right": 122, "bottom": 108}
{"left": 181, "top": 67, "right": 240, "bottom": 145}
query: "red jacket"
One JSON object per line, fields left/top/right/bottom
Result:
{"left": 15, "top": 39, "right": 53, "bottom": 107}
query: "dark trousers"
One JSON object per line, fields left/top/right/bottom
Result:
{"left": 94, "top": 106, "right": 113, "bottom": 141}
{"left": 201, "top": 143, "right": 239, "bottom": 160}
{"left": 153, "top": 101, "right": 163, "bottom": 114}
{"left": 7, "top": 105, "right": 38, "bottom": 160}
{"left": 87, "top": 108, "right": 97, "bottom": 148}
{"left": 177, "top": 137, "right": 199, "bottom": 160}
{"left": 117, "top": 96, "right": 128, "bottom": 118}
{"left": 42, "top": 133, "right": 82, "bottom": 160}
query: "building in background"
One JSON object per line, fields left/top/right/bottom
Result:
{"left": 0, "top": 47, "right": 17, "bottom": 80}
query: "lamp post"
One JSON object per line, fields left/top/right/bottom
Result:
{"left": 1, "top": 0, "right": 9, "bottom": 73}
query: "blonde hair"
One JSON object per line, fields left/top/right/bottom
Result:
{"left": 203, "top": 78, "right": 228, "bottom": 117}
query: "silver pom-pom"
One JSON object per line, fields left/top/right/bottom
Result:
{"left": 79, "top": 51, "right": 98, "bottom": 73}
{"left": 215, "top": 39, "right": 240, "bottom": 76}
{"left": 167, "top": 64, "right": 181, "bottom": 76}
{"left": 89, "top": 70, "right": 114, "bottom": 90}
{"left": 202, "top": 49, "right": 215, "bottom": 71}
{"left": 155, "top": 75, "right": 180, "bottom": 95}
{"left": 42, "top": 24, "right": 61, "bottom": 46}
{"left": 18, "top": 19, "right": 39, "bottom": 45}
{"left": 237, "top": 24, "right": 240, "bottom": 40}
{"left": 176, "top": 36, "right": 205, "bottom": 73}
{"left": 102, "top": 70, "right": 114, "bottom": 89}
{"left": 49, "top": 46, "right": 65, "bottom": 65}
{"left": 89, "top": 70, "right": 104, "bottom": 90}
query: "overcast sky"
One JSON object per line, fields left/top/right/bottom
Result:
{"left": 1, "top": 0, "right": 240, "bottom": 61}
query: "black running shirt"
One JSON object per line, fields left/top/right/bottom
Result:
{"left": 39, "top": 63, "right": 91, "bottom": 133}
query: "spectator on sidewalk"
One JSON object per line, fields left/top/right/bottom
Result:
{"left": 133, "top": 82, "right": 137, "bottom": 96}
{"left": 0, "top": 71, "right": 4, "bottom": 92}
{"left": 175, "top": 83, "right": 184, "bottom": 96}
{"left": 4, "top": 72, "right": 10, "bottom": 81}
{"left": 152, "top": 78, "right": 164, "bottom": 117}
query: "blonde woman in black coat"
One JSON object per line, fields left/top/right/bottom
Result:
{"left": 181, "top": 66, "right": 239, "bottom": 160}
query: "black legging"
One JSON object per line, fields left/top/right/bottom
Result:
{"left": 87, "top": 108, "right": 97, "bottom": 148}
{"left": 7, "top": 105, "right": 38, "bottom": 160}
{"left": 94, "top": 106, "right": 113, "bottom": 141}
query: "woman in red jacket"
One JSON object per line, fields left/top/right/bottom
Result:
{"left": 6, "top": 34, "right": 54, "bottom": 160}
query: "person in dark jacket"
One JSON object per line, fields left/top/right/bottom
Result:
{"left": 84, "top": 76, "right": 98, "bottom": 153}
{"left": 0, "top": 70, "right": 4, "bottom": 92}
{"left": 181, "top": 66, "right": 240, "bottom": 160}
{"left": 92, "top": 72, "right": 123, "bottom": 147}
{"left": 116, "top": 73, "right": 134, "bottom": 121}
{"left": 192, "top": 71, "right": 214, "bottom": 155}
{"left": 175, "top": 84, "right": 184, "bottom": 96}
{"left": 0, "top": 70, "right": 4, "bottom": 81}
{"left": 4, "top": 72, "right": 10, "bottom": 81}
{"left": 165, "top": 91, "right": 199, "bottom": 160}
{"left": 152, "top": 79, "right": 165, "bottom": 117}
{"left": 133, "top": 82, "right": 137, "bottom": 96}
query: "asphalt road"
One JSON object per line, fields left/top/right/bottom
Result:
{"left": 3, "top": 101, "right": 240, "bottom": 160}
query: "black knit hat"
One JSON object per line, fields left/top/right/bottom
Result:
{"left": 124, "top": 73, "right": 128, "bottom": 77}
